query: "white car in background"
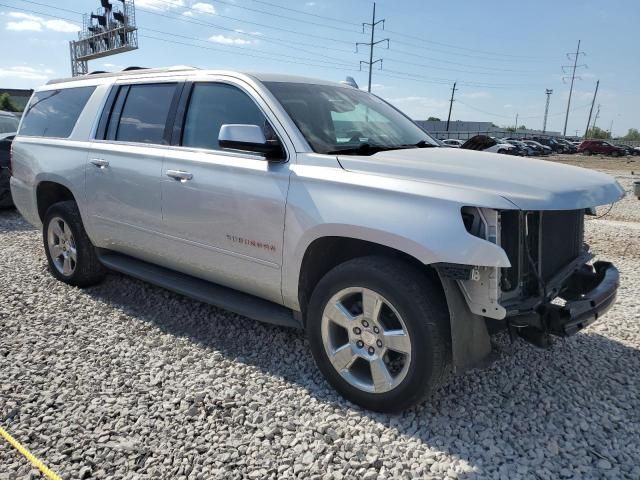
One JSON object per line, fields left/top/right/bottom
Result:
{"left": 461, "top": 135, "right": 515, "bottom": 155}
{"left": 441, "top": 139, "right": 464, "bottom": 148}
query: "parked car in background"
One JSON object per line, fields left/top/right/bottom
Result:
{"left": 441, "top": 139, "right": 464, "bottom": 148}
{"left": 0, "top": 110, "right": 19, "bottom": 208}
{"left": 500, "top": 139, "right": 530, "bottom": 156}
{"left": 10, "top": 67, "right": 625, "bottom": 412}
{"left": 555, "top": 138, "right": 578, "bottom": 154}
{"left": 616, "top": 144, "right": 640, "bottom": 156}
{"left": 521, "top": 140, "right": 552, "bottom": 156}
{"left": 578, "top": 140, "right": 626, "bottom": 157}
{"left": 533, "top": 137, "right": 566, "bottom": 153}
{"left": 461, "top": 135, "right": 515, "bottom": 155}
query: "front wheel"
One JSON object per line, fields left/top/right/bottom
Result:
{"left": 583, "top": 149, "right": 592, "bottom": 156}
{"left": 307, "top": 257, "right": 451, "bottom": 412}
{"left": 43, "top": 201, "right": 105, "bottom": 287}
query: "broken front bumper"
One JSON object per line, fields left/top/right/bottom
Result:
{"left": 539, "top": 261, "right": 619, "bottom": 336}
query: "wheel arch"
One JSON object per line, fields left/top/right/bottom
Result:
{"left": 294, "top": 234, "right": 439, "bottom": 323}
{"left": 36, "top": 180, "right": 77, "bottom": 222}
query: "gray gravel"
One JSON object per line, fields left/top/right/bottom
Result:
{"left": 1, "top": 171, "right": 639, "bottom": 479}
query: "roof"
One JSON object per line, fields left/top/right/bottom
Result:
{"left": 46, "top": 66, "right": 346, "bottom": 89}
{"left": 47, "top": 65, "right": 200, "bottom": 85}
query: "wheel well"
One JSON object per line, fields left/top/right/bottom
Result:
{"left": 298, "top": 236, "right": 432, "bottom": 317}
{"left": 36, "top": 182, "right": 75, "bottom": 221}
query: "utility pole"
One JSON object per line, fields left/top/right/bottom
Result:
{"left": 591, "top": 104, "right": 601, "bottom": 132}
{"left": 542, "top": 89, "right": 553, "bottom": 134}
{"left": 356, "top": 3, "right": 389, "bottom": 93}
{"left": 609, "top": 120, "right": 614, "bottom": 138}
{"left": 562, "top": 40, "right": 587, "bottom": 137}
{"left": 515, "top": 113, "right": 519, "bottom": 135}
{"left": 584, "top": 80, "right": 599, "bottom": 139}
{"left": 445, "top": 82, "right": 458, "bottom": 132}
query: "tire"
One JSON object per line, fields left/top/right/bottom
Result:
{"left": 43, "top": 200, "right": 105, "bottom": 288}
{"left": 307, "top": 256, "right": 451, "bottom": 412}
{"left": 583, "top": 149, "right": 591, "bottom": 156}
{"left": 497, "top": 149, "right": 506, "bottom": 154}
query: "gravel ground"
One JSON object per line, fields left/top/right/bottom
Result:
{"left": 1, "top": 167, "right": 639, "bottom": 479}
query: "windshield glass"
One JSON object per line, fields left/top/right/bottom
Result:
{"left": 264, "top": 81, "right": 437, "bottom": 155}
{"left": 0, "top": 114, "right": 19, "bottom": 134}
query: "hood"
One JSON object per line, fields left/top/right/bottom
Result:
{"left": 338, "top": 148, "right": 625, "bottom": 210}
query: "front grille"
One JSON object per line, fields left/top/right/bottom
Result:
{"left": 501, "top": 209, "right": 585, "bottom": 295}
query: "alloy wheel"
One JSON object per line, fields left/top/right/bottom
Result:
{"left": 47, "top": 216, "right": 77, "bottom": 276}
{"left": 320, "top": 287, "right": 412, "bottom": 394}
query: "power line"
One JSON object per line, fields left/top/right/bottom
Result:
{"left": 11, "top": 0, "right": 546, "bottom": 84}
{"left": 152, "top": 0, "right": 359, "bottom": 34}
{"left": 381, "top": 68, "right": 540, "bottom": 89}
{"left": 387, "top": 36, "right": 541, "bottom": 63}
{"left": 356, "top": 2, "right": 389, "bottom": 92}
{"left": 141, "top": 28, "right": 355, "bottom": 68}
{"left": 562, "top": 40, "right": 587, "bottom": 136}
{"left": 249, "top": 0, "right": 361, "bottom": 27}
{"left": 0, "top": 2, "right": 361, "bottom": 73}
{"left": 138, "top": 34, "right": 361, "bottom": 72}
{"left": 136, "top": 0, "right": 356, "bottom": 46}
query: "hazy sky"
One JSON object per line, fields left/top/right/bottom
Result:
{"left": 1, "top": 0, "right": 638, "bottom": 136}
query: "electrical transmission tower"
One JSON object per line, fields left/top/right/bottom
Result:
{"left": 356, "top": 2, "right": 389, "bottom": 92}
{"left": 584, "top": 80, "right": 599, "bottom": 139}
{"left": 542, "top": 89, "right": 553, "bottom": 134}
{"left": 445, "top": 82, "right": 458, "bottom": 132}
{"left": 561, "top": 40, "right": 587, "bottom": 137}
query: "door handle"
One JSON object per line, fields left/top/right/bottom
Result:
{"left": 90, "top": 158, "right": 109, "bottom": 168}
{"left": 166, "top": 170, "right": 193, "bottom": 182}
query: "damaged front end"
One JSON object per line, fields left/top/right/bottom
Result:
{"left": 438, "top": 206, "right": 619, "bottom": 371}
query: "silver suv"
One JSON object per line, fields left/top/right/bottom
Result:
{"left": 10, "top": 66, "right": 624, "bottom": 411}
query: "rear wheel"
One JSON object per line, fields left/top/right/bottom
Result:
{"left": 43, "top": 201, "right": 105, "bottom": 287}
{"left": 307, "top": 257, "right": 451, "bottom": 412}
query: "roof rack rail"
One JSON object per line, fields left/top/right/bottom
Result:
{"left": 122, "top": 66, "right": 147, "bottom": 71}
{"left": 47, "top": 65, "right": 200, "bottom": 85}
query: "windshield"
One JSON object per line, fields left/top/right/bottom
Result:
{"left": 0, "top": 114, "right": 19, "bottom": 134}
{"left": 264, "top": 81, "right": 437, "bottom": 155}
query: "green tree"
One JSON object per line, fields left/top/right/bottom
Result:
{"left": 427, "top": 116, "right": 441, "bottom": 121}
{"left": 0, "top": 93, "right": 20, "bottom": 113}
{"left": 586, "top": 126, "right": 611, "bottom": 139}
{"left": 622, "top": 128, "right": 640, "bottom": 141}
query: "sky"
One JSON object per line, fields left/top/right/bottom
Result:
{"left": 0, "top": 0, "right": 638, "bottom": 136}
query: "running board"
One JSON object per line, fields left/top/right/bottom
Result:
{"left": 97, "top": 251, "right": 300, "bottom": 329}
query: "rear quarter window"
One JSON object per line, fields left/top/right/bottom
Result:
{"left": 19, "top": 86, "right": 96, "bottom": 138}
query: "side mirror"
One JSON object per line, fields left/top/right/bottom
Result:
{"left": 218, "top": 124, "right": 284, "bottom": 160}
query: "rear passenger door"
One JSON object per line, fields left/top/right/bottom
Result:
{"left": 160, "top": 80, "right": 292, "bottom": 304}
{"left": 86, "top": 81, "right": 182, "bottom": 259}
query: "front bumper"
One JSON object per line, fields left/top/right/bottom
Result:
{"left": 540, "top": 261, "right": 619, "bottom": 336}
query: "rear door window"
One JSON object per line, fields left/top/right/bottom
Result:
{"left": 114, "top": 83, "right": 177, "bottom": 144}
{"left": 19, "top": 86, "right": 95, "bottom": 138}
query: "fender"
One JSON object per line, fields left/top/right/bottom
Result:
{"left": 281, "top": 165, "right": 512, "bottom": 311}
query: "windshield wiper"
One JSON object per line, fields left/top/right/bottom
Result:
{"left": 327, "top": 140, "right": 436, "bottom": 156}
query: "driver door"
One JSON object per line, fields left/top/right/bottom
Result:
{"left": 160, "top": 81, "right": 292, "bottom": 304}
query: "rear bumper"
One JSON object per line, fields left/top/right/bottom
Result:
{"left": 10, "top": 175, "right": 41, "bottom": 227}
{"left": 540, "top": 261, "right": 619, "bottom": 336}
